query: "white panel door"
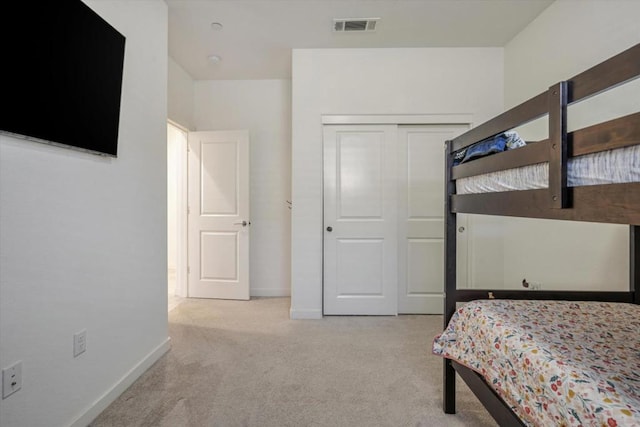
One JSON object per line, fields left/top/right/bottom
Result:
{"left": 188, "top": 130, "right": 250, "bottom": 300}
{"left": 397, "top": 126, "right": 468, "bottom": 314}
{"left": 323, "top": 125, "right": 398, "bottom": 315}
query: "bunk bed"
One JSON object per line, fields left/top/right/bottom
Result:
{"left": 432, "top": 43, "right": 640, "bottom": 427}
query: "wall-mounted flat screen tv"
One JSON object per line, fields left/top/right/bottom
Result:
{"left": 0, "top": 0, "right": 126, "bottom": 157}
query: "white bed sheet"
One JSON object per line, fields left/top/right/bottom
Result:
{"left": 456, "top": 144, "right": 640, "bottom": 195}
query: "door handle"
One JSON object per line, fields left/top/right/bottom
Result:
{"left": 234, "top": 220, "right": 249, "bottom": 227}
{"left": 326, "top": 226, "right": 333, "bottom": 232}
{"left": 458, "top": 226, "right": 465, "bottom": 233}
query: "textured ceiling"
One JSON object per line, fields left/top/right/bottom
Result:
{"left": 167, "top": 0, "right": 553, "bottom": 80}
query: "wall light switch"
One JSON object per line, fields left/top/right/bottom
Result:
{"left": 2, "top": 361, "right": 22, "bottom": 399}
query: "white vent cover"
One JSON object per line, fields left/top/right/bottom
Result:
{"left": 333, "top": 18, "right": 379, "bottom": 32}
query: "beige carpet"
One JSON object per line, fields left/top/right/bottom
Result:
{"left": 91, "top": 298, "right": 496, "bottom": 427}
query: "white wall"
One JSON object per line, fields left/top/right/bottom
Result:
{"left": 0, "top": 2, "right": 169, "bottom": 426}
{"left": 193, "top": 79, "right": 292, "bottom": 297}
{"left": 168, "top": 56, "right": 194, "bottom": 130}
{"left": 291, "top": 48, "right": 505, "bottom": 318}
{"left": 500, "top": 0, "right": 640, "bottom": 291}
{"left": 505, "top": 1, "right": 640, "bottom": 110}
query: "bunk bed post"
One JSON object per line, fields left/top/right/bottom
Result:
{"left": 631, "top": 226, "right": 640, "bottom": 304}
{"left": 548, "top": 81, "right": 568, "bottom": 209}
{"left": 443, "top": 139, "right": 457, "bottom": 413}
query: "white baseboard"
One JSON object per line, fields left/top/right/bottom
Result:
{"left": 70, "top": 337, "right": 171, "bottom": 427}
{"left": 251, "top": 288, "right": 291, "bottom": 298}
{"left": 289, "top": 308, "right": 323, "bottom": 319}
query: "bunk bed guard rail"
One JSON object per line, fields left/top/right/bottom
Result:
{"left": 447, "top": 43, "right": 640, "bottom": 224}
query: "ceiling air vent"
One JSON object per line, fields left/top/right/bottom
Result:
{"left": 333, "top": 18, "right": 379, "bottom": 32}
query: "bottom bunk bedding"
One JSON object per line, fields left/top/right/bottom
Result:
{"left": 432, "top": 300, "right": 640, "bottom": 426}
{"left": 456, "top": 144, "right": 640, "bottom": 194}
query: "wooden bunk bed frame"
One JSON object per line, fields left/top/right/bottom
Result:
{"left": 442, "top": 43, "right": 640, "bottom": 426}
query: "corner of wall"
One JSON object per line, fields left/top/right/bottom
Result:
{"left": 168, "top": 56, "right": 195, "bottom": 130}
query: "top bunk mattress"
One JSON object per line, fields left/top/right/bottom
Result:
{"left": 456, "top": 144, "right": 640, "bottom": 195}
{"left": 432, "top": 299, "right": 640, "bottom": 426}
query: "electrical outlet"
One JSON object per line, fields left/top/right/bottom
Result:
{"left": 74, "top": 329, "right": 87, "bottom": 357}
{"left": 2, "top": 361, "right": 22, "bottom": 399}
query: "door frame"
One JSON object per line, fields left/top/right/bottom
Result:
{"left": 320, "top": 114, "right": 474, "bottom": 315}
{"left": 168, "top": 120, "right": 189, "bottom": 298}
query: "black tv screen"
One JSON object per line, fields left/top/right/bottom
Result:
{"left": 0, "top": 1, "right": 126, "bottom": 156}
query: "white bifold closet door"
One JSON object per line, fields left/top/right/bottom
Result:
{"left": 323, "top": 124, "right": 468, "bottom": 315}
{"left": 397, "top": 125, "right": 468, "bottom": 314}
{"left": 323, "top": 125, "right": 399, "bottom": 315}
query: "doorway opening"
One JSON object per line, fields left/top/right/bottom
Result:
{"left": 167, "top": 124, "right": 252, "bottom": 308}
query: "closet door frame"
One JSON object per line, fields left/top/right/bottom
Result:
{"left": 321, "top": 115, "right": 472, "bottom": 315}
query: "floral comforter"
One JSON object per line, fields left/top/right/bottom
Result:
{"left": 432, "top": 300, "right": 640, "bottom": 426}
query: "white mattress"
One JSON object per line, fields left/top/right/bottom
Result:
{"left": 456, "top": 144, "right": 640, "bottom": 194}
